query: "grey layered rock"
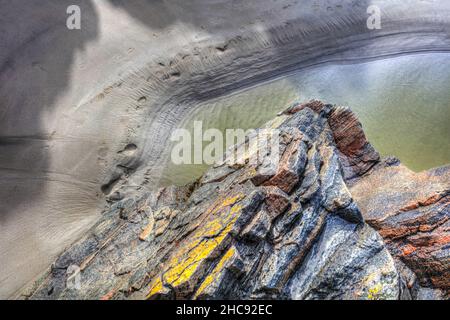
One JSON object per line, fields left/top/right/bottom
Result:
{"left": 18, "top": 102, "right": 426, "bottom": 300}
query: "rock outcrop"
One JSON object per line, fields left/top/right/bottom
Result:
{"left": 350, "top": 162, "right": 450, "bottom": 296}
{"left": 19, "top": 101, "right": 449, "bottom": 300}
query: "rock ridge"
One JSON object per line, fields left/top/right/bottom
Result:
{"left": 19, "top": 101, "right": 449, "bottom": 300}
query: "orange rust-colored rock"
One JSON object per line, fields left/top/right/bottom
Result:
{"left": 100, "top": 290, "right": 116, "bottom": 301}
{"left": 401, "top": 244, "right": 417, "bottom": 257}
{"left": 328, "top": 106, "right": 380, "bottom": 180}
{"left": 351, "top": 163, "right": 450, "bottom": 291}
{"left": 139, "top": 219, "right": 154, "bottom": 241}
{"left": 263, "top": 186, "right": 290, "bottom": 219}
{"left": 262, "top": 131, "right": 306, "bottom": 194}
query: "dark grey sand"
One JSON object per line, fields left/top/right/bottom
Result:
{"left": 1, "top": 0, "right": 450, "bottom": 298}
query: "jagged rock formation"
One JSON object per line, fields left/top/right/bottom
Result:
{"left": 350, "top": 162, "right": 450, "bottom": 297}
{"left": 19, "top": 101, "right": 449, "bottom": 300}
{"left": 3, "top": 0, "right": 450, "bottom": 299}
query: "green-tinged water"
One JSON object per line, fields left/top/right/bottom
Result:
{"left": 160, "top": 53, "right": 450, "bottom": 186}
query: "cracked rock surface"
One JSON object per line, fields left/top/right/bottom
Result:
{"left": 19, "top": 101, "right": 449, "bottom": 300}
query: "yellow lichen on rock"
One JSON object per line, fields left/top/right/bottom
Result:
{"left": 146, "top": 193, "right": 245, "bottom": 299}
{"left": 210, "top": 194, "right": 245, "bottom": 215}
{"left": 367, "top": 283, "right": 383, "bottom": 300}
{"left": 164, "top": 236, "right": 226, "bottom": 287}
{"left": 147, "top": 277, "right": 164, "bottom": 298}
{"left": 194, "top": 246, "right": 236, "bottom": 299}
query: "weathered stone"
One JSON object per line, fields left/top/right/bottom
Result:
{"left": 329, "top": 106, "right": 380, "bottom": 181}
{"left": 415, "top": 287, "right": 447, "bottom": 300}
{"left": 139, "top": 219, "right": 154, "bottom": 241}
{"left": 241, "top": 210, "right": 272, "bottom": 242}
{"left": 263, "top": 136, "right": 307, "bottom": 194}
{"left": 19, "top": 100, "right": 448, "bottom": 300}
{"left": 288, "top": 217, "right": 399, "bottom": 300}
{"left": 281, "top": 100, "right": 326, "bottom": 115}
{"left": 263, "top": 186, "right": 290, "bottom": 219}
{"left": 201, "top": 164, "right": 236, "bottom": 185}
{"left": 351, "top": 163, "right": 450, "bottom": 292}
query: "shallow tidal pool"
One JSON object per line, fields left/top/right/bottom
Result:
{"left": 160, "top": 53, "right": 450, "bottom": 186}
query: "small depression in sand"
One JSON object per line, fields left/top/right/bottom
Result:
{"left": 160, "top": 53, "right": 450, "bottom": 186}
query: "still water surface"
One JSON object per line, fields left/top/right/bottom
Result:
{"left": 161, "top": 53, "right": 450, "bottom": 186}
